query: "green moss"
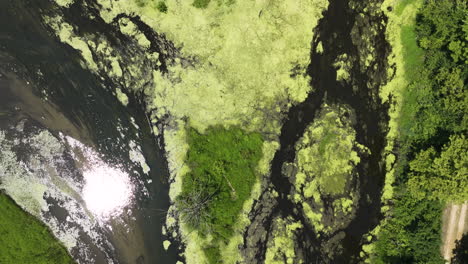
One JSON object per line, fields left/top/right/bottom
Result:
{"left": 176, "top": 126, "right": 263, "bottom": 263}
{"left": 0, "top": 193, "right": 75, "bottom": 264}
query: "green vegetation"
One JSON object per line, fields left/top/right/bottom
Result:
{"left": 176, "top": 126, "right": 263, "bottom": 263}
{"left": 408, "top": 135, "right": 468, "bottom": 202}
{"left": 135, "top": 0, "right": 168, "bottom": 10}
{"left": 0, "top": 193, "right": 74, "bottom": 264}
{"left": 373, "top": 194, "right": 444, "bottom": 264}
{"left": 400, "top": 25, "right": 424, "bottom": 78}
{"left": 399, "top": 0, "right": 467, "bottom": 144}
{"left": 295, "top": 104, "right": 361, "bottom": 196}
{"left": 75, "top": 0, "right": 330, "bottom": 133}
{"left": 373, "top": 0, "right": 467, "bottom": 262}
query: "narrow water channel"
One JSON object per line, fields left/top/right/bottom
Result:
{"left": 257, "top": 0, "right": 390, "bottom": 262}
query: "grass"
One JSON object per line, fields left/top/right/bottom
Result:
{"left": 0, "top": 192, "right": 75, "bottom": 264}
{"left": 395, "top": 2, "right": 427, "bottom": 145}
{"left": 400, "top": 25, "right": 424, "bottom": 79}
{"left": 176, "top": 126, "right": 263, "bottom": 263}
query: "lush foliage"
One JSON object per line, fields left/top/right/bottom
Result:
{"left": 373, "top": 194, "right": 444, "bottom": 264}
{"left": 400, "top": 0, "right": 467, "bottom": 144}
{"left": 176, "top": 126, "right": 263, "bottom": 263}
{"left": 374, "top": 0, "right": 467, "bottom": 262}
{"left": 408, "top": 135, "right": 468, "bottom": 202}
{"left": 0, "top": 193, "right": 74, "bottom": 264}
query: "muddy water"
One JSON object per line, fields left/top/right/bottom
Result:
{"left": 253, "top": 0, "right": 391, "bottom": 262}
{"left": 0, "top": 1, "right": 179, "bottom": 263}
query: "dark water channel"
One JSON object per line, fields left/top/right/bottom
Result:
{"left": 264, "top": 0, "right": 391, "bottom": 262}
{"left": 0, "top": 1, "right": 179, "bottom": 263}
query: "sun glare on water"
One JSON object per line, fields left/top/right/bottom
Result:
{"left": 64, "top": 135, "right": 134, "bottom": 221}
{"left": 82, "top": 165, "right": 132, "bottom": 220}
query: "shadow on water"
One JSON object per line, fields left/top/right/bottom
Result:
{"left": 0, "top": 0, "right": 179, "bottom": 263}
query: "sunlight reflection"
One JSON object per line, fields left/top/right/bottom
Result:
{"left": 63, "top": 135, "right": 134, "bottom": 221}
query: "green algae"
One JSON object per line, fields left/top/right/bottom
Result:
{"left": 43, "top": 0, "right": 331, "bottom": 262}
{"left": 116, "top": 88, "right": 129, "bottom": 106}
{"left": 291, "top": 104, "right": 364, "bottom": 234}
{"left": 93, "top": 0, "right": 328, "bottom": 132}
{"left": 359, "top": 1, "right": 424, "bottom": 261}
{"left": 118, "top": 18, "right": 151, "bottom": 49}
{"left": 265, "top": 217, "right": 303, "bottom": 264}
{"left": 295, "top": 104, "right": 362, "bottom": 196}
{"left": 46, "top": 17, "right": 98, "bottom": 71}
{"left": 54, "top": 0, "right": 74, "bottom": 7}
{"left": 334, "top": 54, "right": 351, "bottom": 82}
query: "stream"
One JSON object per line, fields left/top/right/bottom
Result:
{"left": 245, "top": 0, "right": 391, "bottom": 263}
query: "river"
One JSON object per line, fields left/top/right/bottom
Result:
{"left": 0, "top": 0, "right": 179, "bottom": 263}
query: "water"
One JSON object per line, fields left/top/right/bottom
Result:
{"left": 0, "top": 1, "right": 179, "bottom": 263}
{"left": 0, "top": 0, "right": 392, "bottom": 263}
{"left": 244, "top": 0, "right": 391, "bottom": 262}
